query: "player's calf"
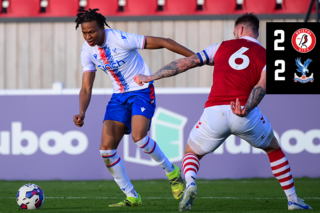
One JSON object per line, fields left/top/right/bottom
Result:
{"left": 182, "top": 153, "right": 200, "bottom": 187}
{"left": 100, "top": 150, "right": 139, "bottom": 199}
{"left": 135, "top": 136, "right": 174, "bottom": 173}
{"left": 267, "top": 147, "right": 297, "bottom": 201}
{"left": 135, "top": 136, "right": 183, "bottom": 199}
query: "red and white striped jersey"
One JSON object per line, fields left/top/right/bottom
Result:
{"left": 196, "top": 36, "right": 266, "bottom": 108}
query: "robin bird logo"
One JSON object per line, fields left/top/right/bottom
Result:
{"left": 299, "top": 34, "right": 308, "bottom": 48}
{"left": 291, "top": 28, "right": 316, "bottom": 53}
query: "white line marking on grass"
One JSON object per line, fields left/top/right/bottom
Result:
{"left": 200, "top": 197, "right": 320, "bottom": 200}
{"left": 1, "top": 197, "right": 320, "bottom": 200}
{"left": 196, "top": 180, "right": 320, "bottom": 184}
{"left": 1, "top": 180, "right": 318, "bottom": 185}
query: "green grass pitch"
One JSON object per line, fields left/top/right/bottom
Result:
{"left": 0, "top": 178, "right": 319, "bottom": 213}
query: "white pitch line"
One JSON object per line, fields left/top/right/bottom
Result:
{"left": 196, "top": 180, "right": 320, "bottom": 184}
{"left": 2, "top": 180, "right": 318, "bottom": 186}
{"left": 1, "top": 197, "right": 320, "bottom": 200}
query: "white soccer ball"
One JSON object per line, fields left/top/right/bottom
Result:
{"left": 16, "top": 183, "right": 45, "bottom": 210}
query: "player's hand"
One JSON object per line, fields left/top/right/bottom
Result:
{"left": 230, "top": 98, "right": 248, "bottom": 117}
{"left": 73, "top": 114, "right": 85, "bottom": 127}
{"left": 134, "top": 74, "right": 149, "bottom": 86}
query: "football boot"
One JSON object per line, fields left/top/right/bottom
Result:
{"left": 109, "top": 194, "right": 142, "bottom": 207}
{"left": 166, "top": 164, "right": 185, "bottom": 200}
{"left": 288, "top": 198, "right": 313, "bottom": 210}
{"left": 179, "top": 182, "right": 197, "bottom": 211}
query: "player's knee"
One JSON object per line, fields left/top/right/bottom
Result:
{"left": 132, "top": 134, "right": 147, "bottom": 143}
{"left": 262, "top": 134, "right": 280, "bottom": 154}
{"left": 100, "top": 139, "right": 119, "bottom": 150}
{"left": 100, "top": 144, "right": 112, "bottom": 150}
{"left": 184, "top": 140, "right": 205, "bottom": 160}
{"left": 184, "top": 143, "right": 195, "bottom": 154}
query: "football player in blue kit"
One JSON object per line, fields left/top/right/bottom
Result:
{"left": 72, "top": 8, "right": 194, "bottom": 207}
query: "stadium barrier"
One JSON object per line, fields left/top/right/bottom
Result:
{"left": 0, "top": 0, "right": 317, "bottom": 17}
{"left": 0, "top": 88, "right": 319, "bottom": 180}
{"left": 1, "top": 18, "right": 314, "bottom": 90}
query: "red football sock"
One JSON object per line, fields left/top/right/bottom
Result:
{"left": 268, "top": 147, "right": 296, "bottom": 199}
{"left": 182, "top": 153, "right": 200, "bottom": 187}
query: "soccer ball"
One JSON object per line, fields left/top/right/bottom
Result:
{"left": 16, "top": 183, "right": 45, "bottom": 209}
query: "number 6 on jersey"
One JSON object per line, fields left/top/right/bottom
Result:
{"left": 228, "top": 47, "right": 250, "bottom": 70}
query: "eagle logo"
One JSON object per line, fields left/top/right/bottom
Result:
{"left": 294, "top": 58, "right": 314, "bottom": 83}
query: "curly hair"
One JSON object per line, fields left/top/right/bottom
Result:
{"left": 75, "top": 8, "right": 110, "bottom": 30}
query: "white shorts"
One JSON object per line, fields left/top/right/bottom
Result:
{"left": 188, "top": 105, "right": 274, "bottom": 155}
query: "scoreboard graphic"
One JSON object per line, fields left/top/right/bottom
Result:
{"left": 266, "top": 23, "right": 320, "bottom": 94}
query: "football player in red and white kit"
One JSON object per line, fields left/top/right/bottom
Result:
{"left": 134, "top": 13, "right": 312, "bottom": 211}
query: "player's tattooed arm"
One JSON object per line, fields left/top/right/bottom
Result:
{"left": 134, "top": 54, "right": 201, "bottom": 85}
{"left": 244, "top": 86, "right": 266, "bottom": 114}
{"left": 231, "top": 69, "right": 266, "bottom": 117}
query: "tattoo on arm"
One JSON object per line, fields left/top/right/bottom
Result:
{"left": 244, "top": 86, "right": 266, "bottom": 114}
{"left": 139, "top": 54, "right": 201, "bottom": 82}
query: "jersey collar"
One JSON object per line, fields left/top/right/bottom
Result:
{"left": 240, "top": 36, "right": 261, "bottom": 46}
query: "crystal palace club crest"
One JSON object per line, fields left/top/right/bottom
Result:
{"left": 294, "top": 58, "right": 314, "bottom": 83}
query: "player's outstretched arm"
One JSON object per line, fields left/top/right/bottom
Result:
{"left": 134, "top": 54, "right": 201, "bottom": 86}
{"left": 144, "top": 36, "right": 194, "bottom": 57}
{"left": 231, "top": 69, "right": 266, "bottom": 117}
{"left": 73, "top": 72, "right": 96, "bottom": 127}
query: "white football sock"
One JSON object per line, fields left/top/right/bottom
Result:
{"left": 100, "top": 150, "right": 138, "bottom": 198}
{"left": 288, "top": 192, "right": 298, "bottom": 202}
{"left": 135, "top": 136, "right": 174, "bottom": 173}
{"left": 126, "top": 188, "right": 139, "bottom": 198}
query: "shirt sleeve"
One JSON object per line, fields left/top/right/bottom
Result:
{"left": 258, "top": 48, "right": 266, "bottom": 73}
{"left": 81, "top": 47, "right": 96, "bottom": 73}
{"left": 196, "top": 42, "right": 222, "bottom": 66}
{"left": 113, "top": 30, "right": 145, "bottom": 50}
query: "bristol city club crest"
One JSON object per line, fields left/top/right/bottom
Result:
{"left": 291, "top": 28, "right": 316, "bottom": 53}
{"left": 294, "top": 58, "right": 314, "bottom": 83}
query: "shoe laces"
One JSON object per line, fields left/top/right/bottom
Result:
{"left": 170, "top": 176, "right": 183, "bottom": 186}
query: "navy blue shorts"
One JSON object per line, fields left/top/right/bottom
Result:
{"left": 104, "top": 84, "right": 156, "bottom": 134}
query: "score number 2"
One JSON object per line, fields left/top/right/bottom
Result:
{"left": 275, "top": 60, "right": 285, "bottom": 81}
{"left": 274, "top": 30, "right": 285, "bottom": 80}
